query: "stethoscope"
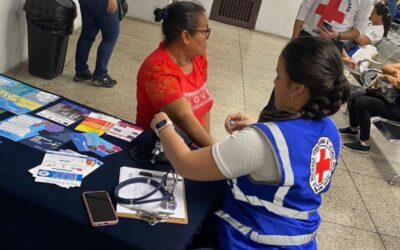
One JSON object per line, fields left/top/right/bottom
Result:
{"left": 113, "top": 169, "right": 179, "bottom": 211}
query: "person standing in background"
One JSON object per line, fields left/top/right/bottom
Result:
{"left": 263, "top": 0, "right": 370, "bottom": 113}
{"left": 292, "top": 0, "right": 371, "bottom": 52}
{"left": 74, "top": 0, "right": 120, "bottom": 88}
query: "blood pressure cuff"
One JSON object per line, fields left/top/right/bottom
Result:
{"left": 129, "top": 126, "right": 193, "bottom": 165}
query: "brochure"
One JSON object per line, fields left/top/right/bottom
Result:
{"left": 75, "top": 112, "right": 120, "bottom": 136}
{"left": 70, "top": 132, "right": 122, "bottom": 157}
{"left": 19, "top": 125, "right": 71, "bottom": 152}
{"left": 0, "top": 75, "right": 59, "bottom": 114}
{"left": 0, "top": 114, "right": 65, "bottom": 141}
{"left": 36, "top": 100, "right": 91, "bottom": 126}
{"left": 106, "top": 121, "right": 143, "bottom": 142}
{"left": 28, "top": 150, "right": 103, "bottom": 188}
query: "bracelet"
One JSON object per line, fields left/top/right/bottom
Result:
{"left": 336, "top": 32, "right": 342, "bottom": 41}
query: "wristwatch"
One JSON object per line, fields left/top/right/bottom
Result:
{"left": 154, "top": 119, "right": 173, "bottom": 137}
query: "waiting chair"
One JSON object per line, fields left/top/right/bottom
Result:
{"left": 371, "top": 118, "right": 400, "bottom": 185}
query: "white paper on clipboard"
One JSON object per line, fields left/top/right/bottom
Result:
{"left": 116, "top": 166, "right": 187, "bottom": 223}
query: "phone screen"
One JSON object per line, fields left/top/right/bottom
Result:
{"left": 322, "top": 21, "right": 332, "bottom": 31}
{"left": 83, "top": 191, "right": 118, "bottom": 224}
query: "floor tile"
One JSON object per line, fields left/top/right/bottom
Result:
{"left": 381, "top": 235, "right": 400, "bottom": 250}
{"left": 317, "top": 221, "right": 385, "bottom": 249}
{"left": 351, "top": 173, "right": 400, "bottom": 237}
{"left": 319, "top": 169, "right": 376, "bottom": 232}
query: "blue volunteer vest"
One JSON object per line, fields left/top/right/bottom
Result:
{"left": 216, "top": 117, "right": 341, "bottom": 249}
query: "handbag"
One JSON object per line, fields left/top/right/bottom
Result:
{"left": 118, "top": 0, "right": 128, "bottom": 21}
{"left": 130, "top": 126, "right": 193, "bottom": 165}
{"left": 366, "top": 77, "right": 400, "bottom": 105}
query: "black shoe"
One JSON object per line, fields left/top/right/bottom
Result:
{"left": 339, "top": 127, "right": 358, "bottom": 136}
{"left": 92, "top": 74, "right": 117, "bottom": 88}
{"left": 342, "top": 141, "right": 370, "bottom": 154}
{"left": 74, "top": 70, "right": 93, "bottom": 82}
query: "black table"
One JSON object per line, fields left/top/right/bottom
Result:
{"left": 0, "top": 76, "right": 226, "bottom": 250}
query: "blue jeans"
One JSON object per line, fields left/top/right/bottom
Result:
{"left": 75, "top": 0, "right": 120, "bottom": 79}
{"left": 388, "top": 0, "right": 397, "bottom": 20}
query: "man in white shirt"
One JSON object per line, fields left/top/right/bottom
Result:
{"left": 293, "top": 0, "right": 371, "bottom": 52}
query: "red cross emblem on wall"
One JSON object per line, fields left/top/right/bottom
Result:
{"left": 315, "top": 0, "right": 345, "bottom": 27}
{"left": 315, "top": 148, "right": 331, "bottom": 185}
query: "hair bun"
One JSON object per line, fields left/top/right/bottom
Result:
{"left": 154, "top": 8, "right": 163, "bottom": 22}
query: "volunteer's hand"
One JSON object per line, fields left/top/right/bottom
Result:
{"left": 107, "top": 0, "right": 118, "bottom": 14}
{"left": 224, "top": 112, "right": 257, "bottom": 134}
{"left": 319, "top": 26, "right": 339, "bottom": 40}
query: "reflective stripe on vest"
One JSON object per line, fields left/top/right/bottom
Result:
{"left": 264, "top": 122, "right": 294, "bottom": 206}
{"left": 216, "top": 210, "right": 316, "bottom": 246}
{"left": 231, "top": 179, "right": 314, "bottom": 220}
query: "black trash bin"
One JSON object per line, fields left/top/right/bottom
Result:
{"left": 24, "top": 0, "right": 77, "bottom": 80}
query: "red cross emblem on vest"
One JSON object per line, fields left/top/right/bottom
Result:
{"left": 309, "top": 137, "right": 336, "bottom": 194}
{"left": 315, "top": 0, "right": 345, "bottom": 27}
{"left": 316, "top": 148, "right": 331, "bottom": 185}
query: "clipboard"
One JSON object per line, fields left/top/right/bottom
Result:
{"left": 115, "top": 166, "right": 188, "bottom": 225}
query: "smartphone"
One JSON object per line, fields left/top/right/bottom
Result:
{"left": 82, "top": 191, "right": 119, "bottom": 227}
{"left": 322, "top": 21, "right": 333, "bottom": 32}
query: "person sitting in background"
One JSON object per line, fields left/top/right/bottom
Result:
{"left": 340, "top": 62, "right": 400, "bottom": 153}
{"left": 135, "top": 1, "right": 213, "bottom": 147}
{"left": 150, "top": 36, "right": 349, "bottom": 249}
{"left": 342, "top": 2, "right": 391, "bottom": 71}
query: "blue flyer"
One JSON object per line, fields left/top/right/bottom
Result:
{"left": 70, "top": 132, "right": 122, "bottom": 157}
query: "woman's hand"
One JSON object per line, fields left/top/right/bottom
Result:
{"left": 107, "top": 0, "right": 118, "bottom": 13}
{"left": 394, "top": 69, "right": 400, "bottom": 83}
{"left": 224, "top": 112, "right": 257, "bottom": 134}
{"left": 151, "top": 112, "right": 171, "bottom": 131}
{"left": 384, "top": 74, "right": 399, "bottom": 88}
{"left": 343, "top": 57, "right": 357, "bottom": 72}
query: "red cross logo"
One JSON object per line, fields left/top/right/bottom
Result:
{"left": 315, "top": 0, "right": 345, "bottom": 27}
{"left": 316, "top": 148, "right": 331, "bottom": 184}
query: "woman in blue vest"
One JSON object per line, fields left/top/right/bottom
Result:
{"left": 150, "top": 36, "right": 350, "bottom": 249}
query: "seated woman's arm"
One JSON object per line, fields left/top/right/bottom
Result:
{"left": 341, "top": 50, "right": 357, "bottom": 70}
{"left": 354, "top": 35, "right": 371, "bottom": 46}
{"left": 162, "top": 98, "right": 213, "bottom": 147}
{"left": 203, "top": 111, "right": 211, "bottom": 134}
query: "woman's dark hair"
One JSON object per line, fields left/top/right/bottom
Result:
{"left": 375, "top": 2, "right": 391, "bottom": 37}
{"left": 277, "top": 36, "right": 350, "bottom": 120}
{"left": 154, "top": 1, "right": 205, "bottom": 45}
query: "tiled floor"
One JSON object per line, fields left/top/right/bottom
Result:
{"left": 5, "top": 18, "right": 400, "bottom": 249}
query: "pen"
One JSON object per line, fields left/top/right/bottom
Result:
{"left": 139, "top": 171, "right": 182, "bottom": 181}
